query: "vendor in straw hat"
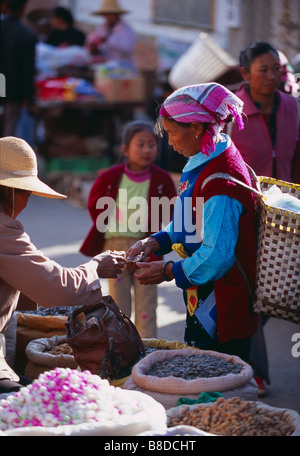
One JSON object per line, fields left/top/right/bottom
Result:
{"left": 85, "top": 0, "right": 136, "bottom": 64}
{"left": 0, "top": 137, "right": 126, "bottom": 393}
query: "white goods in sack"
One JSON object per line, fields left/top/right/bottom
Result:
{"left": 0, "top": 368, "right": 167, "bottom": 436}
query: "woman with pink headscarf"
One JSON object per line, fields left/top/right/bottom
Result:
{"left": 126, "top": 83, "right": 258, "bottom": 363}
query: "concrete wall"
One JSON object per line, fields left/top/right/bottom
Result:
{"left": 227, "top": 0, "right": 300, "bottom": 60}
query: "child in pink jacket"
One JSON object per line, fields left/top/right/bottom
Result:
{"left": 80, "top": 120, "right": 177, "bottom": 337}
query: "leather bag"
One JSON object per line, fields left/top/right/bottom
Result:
{"left": 65, "top": 296, "right": 145, "bottom": 379}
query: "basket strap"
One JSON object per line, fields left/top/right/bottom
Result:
{"left": 201, "top": 170, "right": 263, "bottom": 197}
{"left": 200, "top": 166, "right": 259, "bottom": 311}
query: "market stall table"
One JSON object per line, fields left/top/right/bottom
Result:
{"left": 32, "top": 97, "right": 146, "bottom": 163}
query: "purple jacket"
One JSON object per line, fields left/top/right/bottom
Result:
{"left": 231, "top": 85, "right": 300, "bottom": 183}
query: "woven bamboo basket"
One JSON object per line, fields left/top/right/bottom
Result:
{"left": 254, "top": 176, "right": 300, "bottom": 323}
{"left": 201, "top": 167, "right": 300, "bottom": 323}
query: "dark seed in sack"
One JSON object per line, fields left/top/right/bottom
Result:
{"left": 108, "top": 346, "right": 161, "bottom": 379}
{"left": 144, "top": 346, "right": 160, "bottom": 355}
{"left": 20, "top": 306, "right": 80, "bottom": 316}
{"left": 148, "top": 354, "right": 243, "bottom": 379}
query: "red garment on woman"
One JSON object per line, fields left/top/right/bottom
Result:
{"left": 231, "top": 85, "right": 300, "bottom": 183}
{"left": 193, "top": 142, "right": 258, "bottom": 343}
{"left": 80, "top": 163, "right": 177, "bottom": 257}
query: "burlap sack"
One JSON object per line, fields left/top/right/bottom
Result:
{"left": 16, "top": 313, "right": 67, "bottom": 375}
{"left": 123, "top": 348, "right": 257, "bottom": 409}
{"left": 16, "top": 312, "right": 67, "bottom": 334}
{"left": 142, "top": 338, "right": 200, "bottom": 351}
{"left": 131, "top": 348, "right": 253, "bottom": 394}
{"left": 166, "top": 401, "right": 300, "bottom": 436}
{"left": 123, "top": 374, "right": 258, "bottom": 410}
{"left": 110, "top": 338, "right": 199, "bottom": 388}
{"left": 25, "top": 335, "right": 78, "bottom": 380}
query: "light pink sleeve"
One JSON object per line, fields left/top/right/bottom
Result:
{"left": 0, "top": 215, "right": 103, "bottom": 308}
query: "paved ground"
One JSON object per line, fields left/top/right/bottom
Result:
{"left": 18, "top": 194, "right": 300, "bottom": 414}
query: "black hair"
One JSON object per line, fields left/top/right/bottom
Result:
{"left": 121, "top": 120, "right": 158, "bottom": 147}
{"left": 2, "top": 0, "right": 27, "bottom": 13}
{"left": 52, "top": 6, "right": 74, "bottom": 26}
{"left": 239, "top": 41, "right": 279, "bottom": 71}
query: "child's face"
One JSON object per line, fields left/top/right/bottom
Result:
{"left": 123, "top": 130, "right": 158, "bottom": 172}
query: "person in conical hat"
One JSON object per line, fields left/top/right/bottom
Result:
{"left": 92, "top": 0, "right": 128, "bottom": 15}
{"left": 0, "top": 137, "right": 126, "bottom": 394}
{"left": 0, "top": 136, "right": 66, "bottom": 208}
{"left": 85, "top": 0, "right": 136, "bottom": 64}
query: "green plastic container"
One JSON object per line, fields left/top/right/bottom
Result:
{"left": 45, "top": 156, "right": 110, "bottom": 175}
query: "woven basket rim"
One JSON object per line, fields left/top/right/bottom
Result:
{"left": 259, "top": 202, "right": 300, "bottom": 220}
{"left": 258, "top": 176, "right": 300, "bottom": 191}
{"left": 258, "top": 176, "right": 300, "bottom": 220}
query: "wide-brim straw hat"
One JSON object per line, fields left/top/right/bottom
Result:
{"left": 92, "top": 0, "right": 128, "bottom": 16}
{"left": 0, "top": 137, "right": 66, "bottom": 199}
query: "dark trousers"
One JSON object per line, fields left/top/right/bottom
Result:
{"left": 202, "top": 336, "right": 252, "bottom": 364}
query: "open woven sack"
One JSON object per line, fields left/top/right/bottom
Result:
{"left": 201, "top": 167, "right": 300, "bottom": 324}
{"left": 24, "top": 335, "right": 77, "bottom": 380}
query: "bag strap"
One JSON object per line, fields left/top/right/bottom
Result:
{"left": 200, "top": 164, "right": 259, "bottom": 310}
{"left": 201, "top": 164, "right": 263, "bottom": 197}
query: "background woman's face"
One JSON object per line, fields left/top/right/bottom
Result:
{"left": 242, "top": 51, "right": 282, "bottom": 97}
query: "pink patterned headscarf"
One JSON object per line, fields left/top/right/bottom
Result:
{"left": 159, "top": 83, "right": 245, "bottom": 155}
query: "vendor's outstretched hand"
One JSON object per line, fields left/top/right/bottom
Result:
{"left": 93, "top": 250, "right": 127, "bottom": 278}
{"left": 126, "top": 237, "right": 160, "bottom": 272}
